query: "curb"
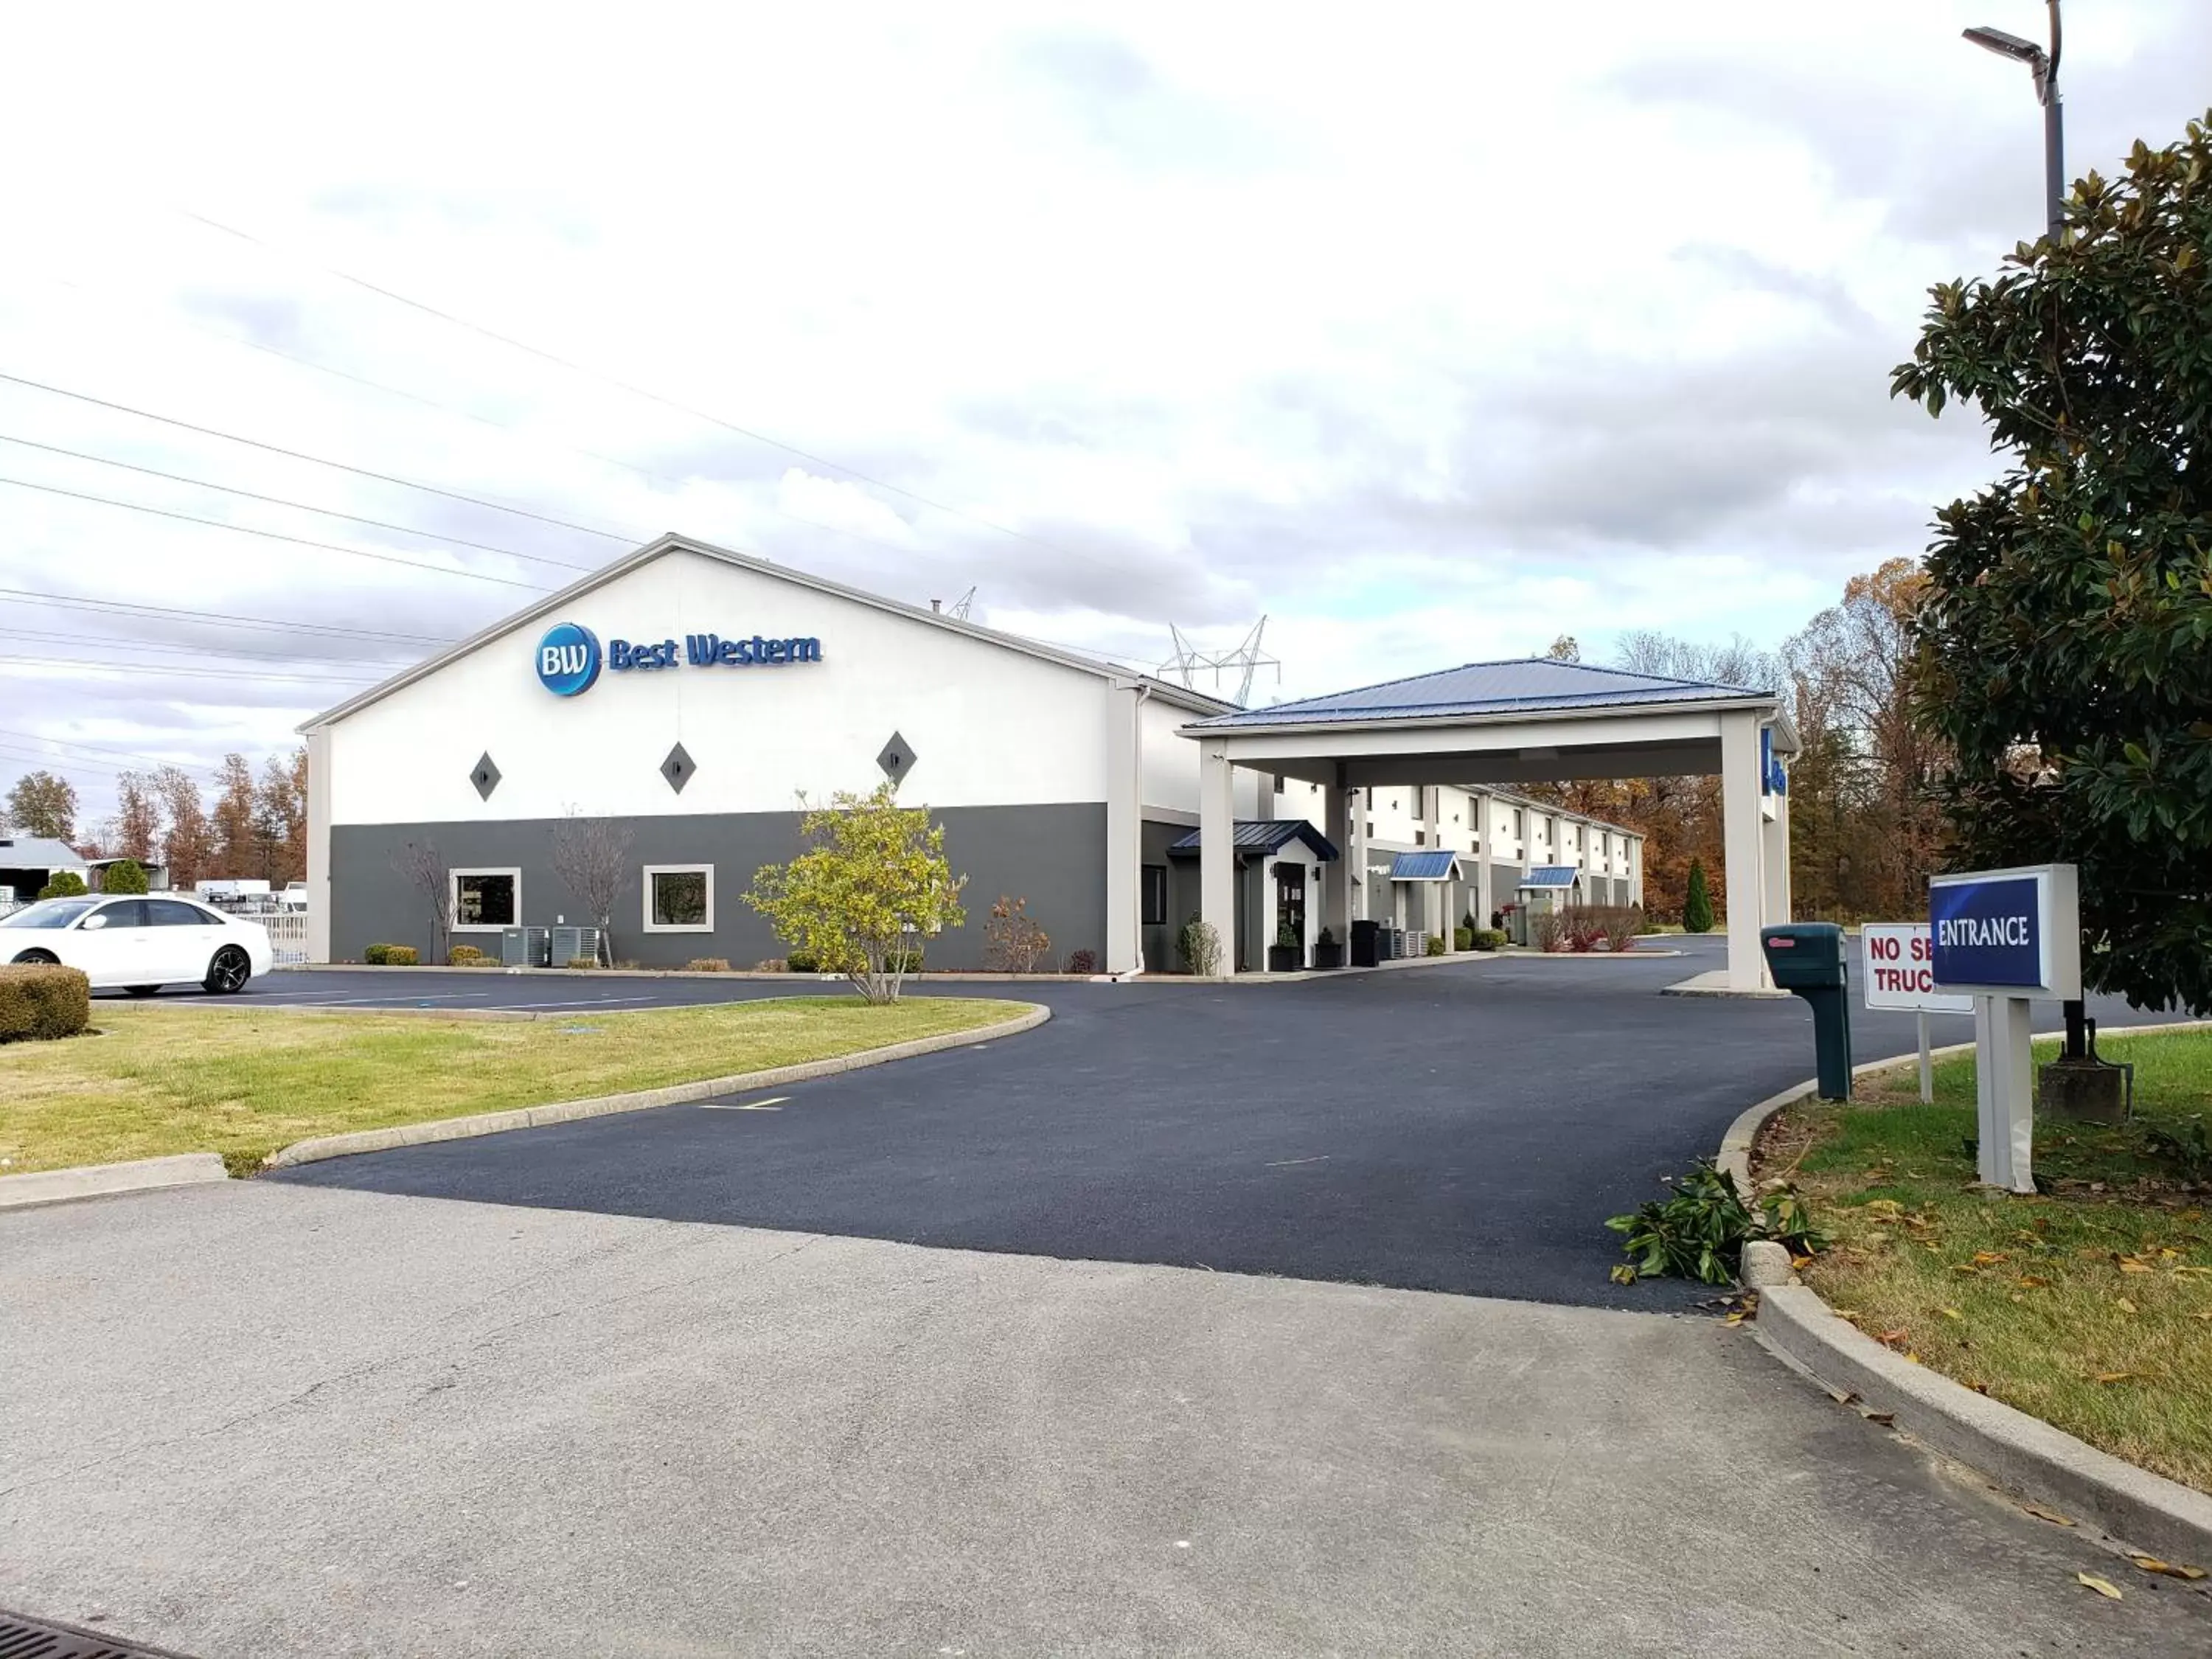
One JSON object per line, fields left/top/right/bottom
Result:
{"left": 0, "top": 1152, "right": 229, "bottom": 1212}
{"left": 1723, "top": 1018, "right": 2212, "bottom": 1568}
{"left": 262, "top": 1001, "right": 1051, "bottom": 1169}
{"left": 1756, "top": 1281, "right": 2212, "bottom": 1566}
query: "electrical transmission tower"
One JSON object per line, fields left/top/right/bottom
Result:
{"left": 1158, "top": 616, "right": 1281, "bottom": 706}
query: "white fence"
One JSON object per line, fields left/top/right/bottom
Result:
{"left": 258, "top": 912, "right": 310, "bottom": 964}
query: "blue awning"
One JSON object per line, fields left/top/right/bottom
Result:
{"left": 1388, "top": 851, "right": 1460, "bottom": 881}
{"left": 1166, "top": 820, "right": 1340, "bottom": 861}
{"left": 1520, "top": 866, "right": 1580, "bottom": 888}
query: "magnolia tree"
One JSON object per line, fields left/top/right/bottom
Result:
{"left": 1893, "top": 115, "right": 2212, "bottom": 1013}
{"left": 745, "top": 784, "right": 967, "bottom": 1004}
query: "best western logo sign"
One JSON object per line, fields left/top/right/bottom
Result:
{"left": 535, "top": 623, "right": 823, "bottom": 693}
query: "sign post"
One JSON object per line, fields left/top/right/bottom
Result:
{"left": 1861, "top": 923, "right": 1971, "bottom": 1104}
{"left": 1928, "top": 865, "right": 2081, "bottom": 1194}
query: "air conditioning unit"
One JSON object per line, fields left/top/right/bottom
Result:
{"left": 500, "top": 926, "right": 552, "bottom": 967}
{"left": 551, "top": 925, "right": 602, "bottom": 967}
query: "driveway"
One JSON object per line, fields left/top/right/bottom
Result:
{"left": 10, "top": 942, "right": 2200, "bottom": 1655}
{"left": 266, "top": 938, "right": 2163, "bottom": 1310}
{"left": 4, "top": 1180, "right": 2207, "bottom": 1658}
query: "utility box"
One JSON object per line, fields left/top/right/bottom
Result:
{"left": 1350, "top": 919, "right": 1379, "bottom": 968}
{"left": 1762, "top": 923, "right": 1851, "bottom": 1099}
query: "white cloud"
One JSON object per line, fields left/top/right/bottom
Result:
{"left": 0, "top": 0, "right": 2205, "bottom": 828}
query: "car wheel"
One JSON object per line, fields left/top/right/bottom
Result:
{"left": 125, "top": 985, "right": 162, "bottom": 997}
{"left": 10, "top": 948, "right": 60, "bottom": 965}
{"left": 204, "top": 945, "right": 252, "bottom": 995}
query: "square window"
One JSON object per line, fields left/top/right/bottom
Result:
{"left": 1141, "top": 863, "right": 1168, "bottom": 927}
{"left": 644, "top": 865, "right": 714, "bottom": 932}
{"left": 452, "top": 869, "right": 518, "bottom": 929}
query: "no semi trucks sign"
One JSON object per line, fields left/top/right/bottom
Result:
{"left": 1861, "top": 925, "right": 1971, "bottom": 1014}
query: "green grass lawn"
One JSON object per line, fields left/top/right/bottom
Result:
{"left": 0, "top": 997, "right": 1030, "bottom": 1178}
{"left": 1759, "top": 1026, "right": 2212, "bottom": 1492}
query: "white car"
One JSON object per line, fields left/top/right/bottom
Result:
{"left": 1, "top": 894, "right": 274, "bottom": 995}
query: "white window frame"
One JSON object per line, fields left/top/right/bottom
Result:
{"left": 642, "top": 863, "right": 714, "bottom": 933}
{"left": 451, "top": 867, "right": 521, "bottom": 931}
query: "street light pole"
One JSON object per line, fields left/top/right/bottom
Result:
{"left": 1964, "top": 0, "right": 2066, "bottom": 240}
{"left": 1964, "top": 4, "right": 2084, "bottom": 1061}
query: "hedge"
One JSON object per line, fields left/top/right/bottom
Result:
{"left": 364, "top": 943, "right": 420, "bottom": 966}
{"left": 0, "top": 963, "right": 91, "bottom": 1043}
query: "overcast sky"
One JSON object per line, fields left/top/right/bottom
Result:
{"left": 2, "top": 1, "right": 2207, "bottom": 830}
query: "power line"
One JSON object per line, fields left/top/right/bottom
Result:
{"left": 0, "top": 725, "right": 234, "bottom": 774}
{"left": 181, "top": 209, "right": 1116, "bottom": 571}
{"left": 0, "top": 626, "right": 413, "bottom": 667}
{"left": 0, "top": 653, "right": 378, "bottom": 685}
{"left": 0, "top": 431, "right": 605, "bottom": 570}
{"left": 0, "top": 587, "right": 454, "bottom": 646}
{"left": 0, "top": 370, "right": 639, "bottom": 546}
{"left": 0, "top": 474, "right": 555, "bottom": 590}
{"left": 49, "top": 275, "right": 933, "bottom": 567}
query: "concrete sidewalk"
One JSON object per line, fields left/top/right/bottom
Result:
{"left": 4, "top": 1183, "right": 2204, "bottom": 1658}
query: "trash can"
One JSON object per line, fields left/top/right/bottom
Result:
{"left": 1350, "top": 919, "right": 1380, "bottom": 968}
{"left": 1762, "top": 923, "right": 1852, "bottom": 1099}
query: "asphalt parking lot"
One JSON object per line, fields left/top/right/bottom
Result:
{"left": 262, "top": 939, "right": 2164, "bottom": 1309}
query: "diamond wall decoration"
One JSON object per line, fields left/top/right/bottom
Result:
{"left": 470, "top": 752, "right": 501, "bottom": 801}
{"left": 660, "top": 742, "right": 696, "bottom": 794}
{"left": 877, "top": 731, "right": 915, "bottom": 785}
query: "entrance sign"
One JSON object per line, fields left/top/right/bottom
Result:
{"left": 1929, "top": 863, "right": 2080, "bottom": 999}
{"left": 1863, "top": 922, "right": 1969, "bottom": 1105}
{"left": 1862, "top": 925, "right": 1972, "bottom": 1014}
{"left": 1927, "top": 863, "right": 2080, "bottom": 1196}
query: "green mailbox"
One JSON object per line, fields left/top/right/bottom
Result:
{"left": 1762, "top": 923, "right": 1852, "bottom": 1099}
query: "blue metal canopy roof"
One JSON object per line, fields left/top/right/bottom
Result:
{"left": 1185, "top": 658, "right": 1772, "bottom": 731}
{"left": 1521, "top": 866, "right": 1581, "bottom": 888}
{"left": 1388, "top": 851, "right": 1460, "bottom": 881}
{"left": 1166, "top": 820, "right": 1340, "bottom": 861}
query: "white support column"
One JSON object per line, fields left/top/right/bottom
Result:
{"left": 1424, "top": 787, "right": 1450, "bottom": 950}
{"left": 1103, "top": 684, "right": 1142, "bottom": 975}
{"left": 1474, "top": 791, "right": 1494, "bottom": 927}
{"left": 1198, "top": 740, "right": 1237, "bottom": 977}
{"left": 1321, "top": 765, "right": 1351, "bottom": 943}
{"left": 305, "top": 726, "right": 333, "bottom": 963}
{"left": 1719, "top": 710, "right": 1768, "bottom": 990}
{"left": 1349, "top": 787, "right": 1369, "bottom": 922}
{"left": 1760, "top": 762, "right": 1792, "bottom": 931}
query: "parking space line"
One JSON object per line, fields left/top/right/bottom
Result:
{"left": 260, "top": 992, "right": 498, "bottom": 1006}
{"left": 495, "top": 996, "right": 660, "bottom": 1009}
{"left": 700, "top": 1096, "right": 790, "bottom": 1111}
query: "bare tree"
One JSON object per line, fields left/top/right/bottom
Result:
{"left": 392, "top": 839, "right": 449, "bottom": 962}
{"left": 548, "top": 814, "right": 633, "bottom": 965}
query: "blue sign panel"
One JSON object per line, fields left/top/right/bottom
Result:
{"left": 1930, "top": 874, "right": 2042, "bottom": 990}
{"left": 535, "top": 622, "right": 601, "bottom": 697}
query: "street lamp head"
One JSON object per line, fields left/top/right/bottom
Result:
{"left": 1964, "top": 25, "right": 2045, "bottom": 66}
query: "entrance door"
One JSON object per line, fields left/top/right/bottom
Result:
{"left": 1275, "top": 863, "right": 1307, "bottom": 966}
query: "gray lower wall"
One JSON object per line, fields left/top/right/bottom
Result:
{"left": 332, "top": 803, "right": 1107, "bottom": 971}
{"left": 1487, "top": 864, "right": 1524, "bottom": 923}
{"left": 1141, "top": 819, "right": 1188, "bottom": 973}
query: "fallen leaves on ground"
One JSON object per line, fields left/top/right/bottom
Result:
{"left": 2129, "top": 1554, "right": 2208, "bottom": 1581}
{"left": 2076, "top": 1573, "right": 2124, "bottom": 1600}
{"left": 2022, "top": 1503, "right": 2076, "bottom": 1527}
